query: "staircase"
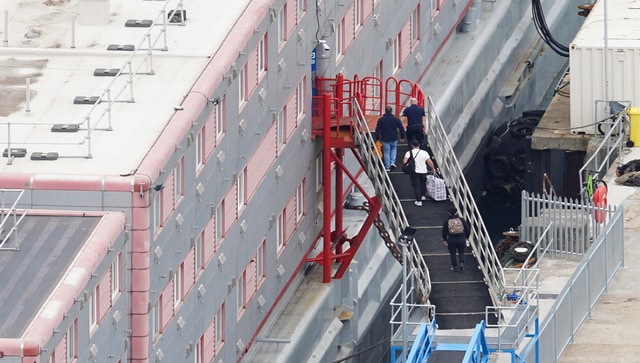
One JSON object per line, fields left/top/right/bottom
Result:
{"left": 310, "top": 74, "right": 509, "bottom": 359}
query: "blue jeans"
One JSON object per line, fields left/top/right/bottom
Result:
{"left": 381, "top": 140, "right": 397, "bottom": 169}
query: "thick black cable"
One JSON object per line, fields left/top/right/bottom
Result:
{"left": 531, "top": 0, "right": 570, "bottom": 57}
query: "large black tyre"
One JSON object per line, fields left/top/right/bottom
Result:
{"left": 509, "top": 122, "right": 536, "bottom": 139}
{"left": 521, "top": 109, "right": 545, "bottom": 120}
{"left": 510, "top": 148, "right": 527, "bottom": 172}
{"left": 484, "top": 135, "right": 502, "bottom": 157}
{"left": 488, "top": 156, "right": 510, "bottom": 178}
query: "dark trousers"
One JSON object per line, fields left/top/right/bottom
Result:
{"left": 410, "top": 172, "right": 427, "bottom": 201}
{"left": 406, "top": 124, "right": 425, "bottom": 146}
{"left": 447, "top": 239, "right": 465, "bottom": 267}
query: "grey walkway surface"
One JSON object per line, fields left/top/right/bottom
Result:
{"left": 558, "top": 147, "right": 640, "bottom": 362}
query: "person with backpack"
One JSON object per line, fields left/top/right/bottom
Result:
{"left": 442, "top": 206, "right": 470, "bottom": 271}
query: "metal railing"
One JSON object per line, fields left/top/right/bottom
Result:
{"left": 388, "top": 267, "right": 436, "bottom": 362}
{"left": 1, "top": 0, "right": 185, "bottom": 162}
{"left": 521, "top": 191, "right": 616, "bottom": 258}
{"left": 526, "top": 202, "right": 624, "bottom": 362}
{"left": 424, "top": 96, "right": 506, "bottom": 306}
{"left": 351, "top": 99, "right": 433, "bottom": 303}
{"left": 0, "top": 189, "right": 27, "bottom": 251}
{"left": 578, "top": 105, "right": 628, "bottom": 202}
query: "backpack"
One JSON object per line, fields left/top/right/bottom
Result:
{"left": 402, "top": 151, "right": 417, "bottom": 174}
{"left": 448, "top": 217, "right": 464, "bottom": 235}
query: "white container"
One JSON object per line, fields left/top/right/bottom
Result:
{"left": 569, "top": 0, "right": 640, "bottom": 134}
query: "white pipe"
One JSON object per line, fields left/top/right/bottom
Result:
{"left": 71, "top": 14, "right": 76, "bottom": 49}
{"left": 25, "top": 78, "right": 31, "bottom": 113}
{"left": 3, "top": 10, "right": 8, "bottom": 47}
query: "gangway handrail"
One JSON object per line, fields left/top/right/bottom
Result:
{"left": 424, "top": 96, "right": 506, "bottom": 305}
{"left": 351, "top": 99, "right": 432, "bottom": 302}
{"left": 578, "top": 107, "right": 627, "bottom": 203}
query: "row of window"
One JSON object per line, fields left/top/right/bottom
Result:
{"left": 147, "top": 2, "right": 315, "bottom": 360}
{"left": 49, "top": 254, "right": 122, "bottom": 362}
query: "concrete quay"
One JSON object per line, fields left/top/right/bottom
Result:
{"left": 557, "top": 147, "right": 640, "bottom": 362}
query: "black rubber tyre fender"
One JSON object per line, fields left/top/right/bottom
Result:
{"left": 509, "top": 122, "right": 536, "bottom": 139}
{"left": 521, "top": 109, "right": 545, "bottom": 120}
{"left": 484, "top": 135, "right": 502, "bottom": 157}
{"left": 488, "top": 156, "right": 510, "bottom": 178}
{"left": 510, "top": 148, "right": 527, "bottom": 172}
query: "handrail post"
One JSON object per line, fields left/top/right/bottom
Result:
{"left": 322, "top": 92, "right": 332, "bottom": 283}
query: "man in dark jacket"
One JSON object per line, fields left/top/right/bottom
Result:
{"left": 401, "top": 97, "right": 427, "bottom": 147}
{"left": 442, "top": 206, "right": 470, "bottom": 271}
{"left": 375, "top": 106, "right": 406, "bottom": 171}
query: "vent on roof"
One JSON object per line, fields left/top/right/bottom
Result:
{"left": 125, "top": 19, "right": 153, "bottom": 28}
{"left": 107, "top": 44, "right": 135, "bottom": 51}
{"left": 73, "top": 96, "right": 100, "bottom": 104}
{"left": 167, "top": 10, "right": 186, "bottom": 23}
{"left": 3, "top": 148, "right": 27, "bottom": 158}
{"left": 31, "top": 152, "right": 59, "bottom": 161}
{"left": 51, "top": 124, "right": 80, "bottom": 132}
{"left": 93, "top": 68, "right": 120, "bottom": 77}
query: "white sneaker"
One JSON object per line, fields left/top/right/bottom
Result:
{"left": 421, "top": 196, "right": 427, "bottom": 200}
{"left": 414, "top": 201, "right": 422, "bottom": 206}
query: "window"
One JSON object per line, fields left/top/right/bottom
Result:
{"left": 335, "top": 20, "right": 344, "bottom": 60}
{"left": 392, "top": 35, "right": 399, "bottom": 74}
{"left": 238, "top": 65, "right": 247, "bottom": 109}
{"left": 174, "top": 263, "right": 184, "bottom": 308}
{"left": 237, "top": 168, "right": 246, "bottom": 212}
{"left": 411, "top": 7, "right": 420, "bottom": 48}
{"left": 431, "top": 0, "right": 444, "bottom": 17}
{"left": 296, "top": 179, "right": 305, "bottom": 222}
{"left": 152, "top": 300, "right": 160, "bottom": 339}
{"left": 296, "top": 78, "right": 305, "bottom": 120}
{"left": 237, "top": 271, "right": 245, "bottom": 314}
{"left": 278, "top": 5, "right": 287, "bottom": 47}
{"left": 195, "top": 232, "right": 204, "bottom": 272}
{"left": 215, "top": 99, "right": 225, "bottom": 140}
{"left": 258, "top": 34, "right": 267, "bottom": 77}
{"left": 277, "top": 109, "right": 285, "bottom": 152}
{"left": 355, "top": 0, "right": 362, "bottom": 31}
{"left": 111, "top": 253, "right": 121, "bottom": 299}
{"left": 174, "top": 158, "right": 184, "bottom": 203}
{"left": 215, "top": 304, "right": 225, "bottom": 349}
{"left": 152, "top": 193, "right": 161, "bottom": 233}
{"left": 257, "top": 240, "right": 266, "bottom": 283}
{"left": 297, "top": 0, "right": 305, "bottom": 19}
{"left": 194, "top": 336, "right": 203, "bottom": 363}
{"left": 89, "top": 289, "right": 98, "bottom": 333}
{"left": 66, "top": 319, "right": 78, "bottom": 362}
{"left": 276, "top": 212, "right": 284, "bottom": 252}
{"left": 195, "top": 130, "right": 203, "bottom": 171}
{"left": 215, "top": 202, "right": 224, "bottom": 243}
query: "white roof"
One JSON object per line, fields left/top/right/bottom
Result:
{"left": 571, "top": 0, "right": 640, "bottom": 48}
{"left": 0, "top": 0, "right": 248, "bottom": 175}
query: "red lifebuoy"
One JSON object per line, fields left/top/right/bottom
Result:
{"left": 592, "top": 184, "right": 608, "bottom": 223}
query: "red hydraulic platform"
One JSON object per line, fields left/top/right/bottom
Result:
{"left": 307, "top": 74, "right": 424, "bottom": 282}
